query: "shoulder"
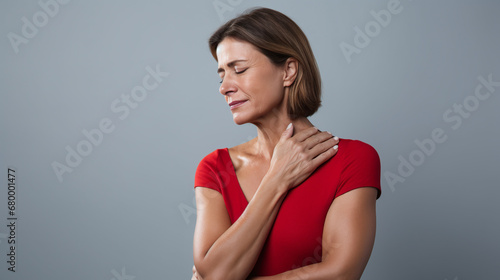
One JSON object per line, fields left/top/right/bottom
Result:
{"left": 198, "top": 148, "right": 224, "bottom": 162}
{"left": 337, "top": 138, "right": 380, "bottom": 162}
{"left": 194, "top": 148, "right": 228, "bottom": 191}
{"left": 337, "top": 138, "right": 380, "bottom": 165}
{"left": 335, "top": 138, "right": 382, "bottom": 199}
{"left": 196, "top": 148, "right": 227, "bottom": 171}
{"left": 336, "top": 137, "right": 381, "bottom": 167}
{"left": 338, "top": 138, "right": 378, "bottom": 153}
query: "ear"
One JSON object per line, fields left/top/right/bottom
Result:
{"left": 283, "top": 57, "right": 298, "bottom": 87}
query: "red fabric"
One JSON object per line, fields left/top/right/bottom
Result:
{"left": 194, "top": 138, "right": 381, "bottom": 276}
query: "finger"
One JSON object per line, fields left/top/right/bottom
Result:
{"left": 310, "top": 143, "right": 338, "bottom": 167}
{"left": 309, "top": 135, "right": 339, "bottom": 157}
{"left": 304, "top": 131, "right": 337, "bottom": 150}
{"left": 292, "top": 126, "right": 320, "bottom": 142}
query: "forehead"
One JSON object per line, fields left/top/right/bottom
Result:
{"left": 216, "top": 37, "right": 260, "bottom": 65}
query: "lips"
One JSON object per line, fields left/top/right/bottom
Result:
{"left": 229, "top": 100, "right": 248, "bottom": 110}
{"left": 229, "top": 100, "right": 248, "bottom": 106}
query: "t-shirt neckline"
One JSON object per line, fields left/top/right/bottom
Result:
{"left": 223, "top": 147, "right": 250, "bottom": 205}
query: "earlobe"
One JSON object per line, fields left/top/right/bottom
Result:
{"left": 283, "top": 58, "right": 298, "bottom": 87}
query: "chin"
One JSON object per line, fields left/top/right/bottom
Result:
{"left": 232, "top": 116, "right": 248, "bottom": 125}
{"left": 232, "top": 112, "right": 255, "bottom": 125}
{"left": 231, "top": 107, "right": 267, "bottom": 125}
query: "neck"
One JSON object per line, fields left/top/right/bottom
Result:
{"left": 250, "top": 115, "right": 314, "bottom": 161}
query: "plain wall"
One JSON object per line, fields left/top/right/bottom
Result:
{"left": 1, "top": 0, "right": 499, "bottom": 279}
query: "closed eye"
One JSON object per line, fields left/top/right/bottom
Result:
{"left": 235, "top": 68, "right": 247, "bottom": 74}
{"left": 219, "top": 68, "right": 248, "bottom": 83}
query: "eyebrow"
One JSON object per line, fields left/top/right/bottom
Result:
{"left": 217, "top": 59, "right": 248, "bottom": 74}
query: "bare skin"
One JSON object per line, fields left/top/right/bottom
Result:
{"left": 193, "top": 37, "right": 377, "bottom": 279}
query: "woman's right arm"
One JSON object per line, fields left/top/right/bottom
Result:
{"left": 193, "top": 125, "right": 339, "bottom": 280}
{"left": 193, "top": 173, "right": 287, "bottom": 280}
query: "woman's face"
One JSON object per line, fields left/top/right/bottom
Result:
{"left": 216, "top": 37, "right": 287, "bottom": 125}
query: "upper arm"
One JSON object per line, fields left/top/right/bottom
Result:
{"left": 321, "top": 187, "right": 378, "bottom": 279}
{"left": 193, "top": 187, "right": 232, "bottom": 269}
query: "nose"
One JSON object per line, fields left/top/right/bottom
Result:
{"left": 219, "top": 75, "right": 237, "bottom": 96}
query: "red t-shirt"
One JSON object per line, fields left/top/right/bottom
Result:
{"left": 194, "top": 138, "right": 381, "bottom": 276}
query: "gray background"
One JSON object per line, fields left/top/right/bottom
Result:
{"left": 1, "top": 0, "right": 499, "bottom": 279}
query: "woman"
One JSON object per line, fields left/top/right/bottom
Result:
{"left": 192, "top": 7, "right": 381, "bottom": 279}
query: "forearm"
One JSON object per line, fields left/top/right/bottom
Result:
{"left": 250, "top": 188, "right": 378, "bottom": 280}
{"left": 197, "top": 176, "right": 288, "bottom": 280}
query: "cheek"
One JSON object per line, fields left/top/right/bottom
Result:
{"left": 263, "top": 74, "right": 285, "bottom": 104}
{"left": 245, "top": 71, "right": 284, "bottom": 103}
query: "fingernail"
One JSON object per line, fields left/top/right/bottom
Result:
{"left": 334, "top": 136, "right": 339, "bottom": 141}
{"left": 287, "top": 123, "right": 293, "bottom": 130}
{"left": 333, "top": 145, "right": 338, "bottom": 150}
{"left": 326, "top": 131, "right": 332, "bottom": 135}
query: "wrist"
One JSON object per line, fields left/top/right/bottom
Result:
{"left": 260, "top": 173, "right": 288, "bottom": 198}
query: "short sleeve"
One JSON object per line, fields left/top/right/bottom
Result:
{"left": 336, "top": 140, "right": 382, "bottom": 199}
{"left": 194, "top": 151, "right": 222, "bottom": 193}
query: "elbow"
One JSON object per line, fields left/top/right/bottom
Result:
{"left": 200, "top": 270, "right": 245, "bottom": 280}
{"left": 194, "top": 269, "right": 217, "bottom": 280}
{"left": 194, "top": 260, "right": 241, "bottom": 280}
{"left": 197, "top": 270, "right": 238, "bottom": 280}
{"left": 193, "top": 261, "right": 213, "bottom": 280}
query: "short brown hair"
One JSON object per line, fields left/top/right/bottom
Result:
{"left": 209, "top": 7, "right": 321, "bottom": 119}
